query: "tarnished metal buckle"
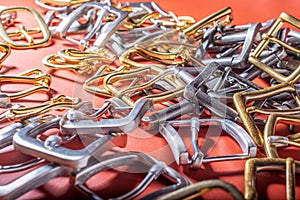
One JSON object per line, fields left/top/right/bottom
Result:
{"left": 244, "top": 157, "right": 300, "bottom": 200}
{"left": 264, "top": 113, "right": 300, "bottom": 159}
{"left": 159, "top": 179, "right": 244, "bottom": 200}
{"left": 249, "top": 12, "right": 300, "bottom": 84}
{"left": 233, "top": 82, "right": 300, "bottom": 148}
{"left": 0, "top": 6, "right": 51, "bottom": 49}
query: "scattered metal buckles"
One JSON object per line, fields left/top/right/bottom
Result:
{"left": 244, "top": 157, "right": 300, "bottom": 200}
{"left": 153, "top": 12, "right": 196, "bottom": 30}
{"left": 83, "top": 65, "right": 126, "bottom": 97}
{"left": 121, "top": 1, "right": 169, "bottom": 17}
{"left": 13, "top": 116, "right": 127, "bottom": 169}
{"left": 60, "top": 98, "right": 152, "bottom": 136}
{"left": 200, "top": 23, "right": 262, "bottom": 68}
{"left": 43, "top": 48, "right": 115, "bottom": 75}
{"left": 249, "top": 12, "right": 300, "bottom": 84}
{"left": 74, "top": 151, "right": 191, "bottom": 200}
{"left": 0, "top": 6, "right": 51, "bottom": 49}
{"left": 233, "top": 82, "right": 300, "bottom": 148}
{"left": 264, "top": 113, "right": 300, "bottom": 159}
{"left": 0, "top": 44, "right": 10, "bottom": 68}
{"left": 0, "top": 94, "right": 81, "bottom": 122}
{"left": 0, "top": 163, "right": 72, "bottom": 200}
{"left": 0, "top": 6, "right": 17, "bottom": 27}
{"left": 104, "top": 66, "right": 184, "bottom": 106}
{"left": 107, "top": 26, "right": 172, "bottom": 56}
{"left": 183, "top": 7, "right": 233, "bottom": 40}
{"left": 0, "top": 69, "right": 51, "bottom": 108}
{"left": 55, "top": 2, "right": 128, "bottom": 50}
{"left": 158, "top": 179, "right": 244, "bottom": 200}
{"left": 160, "top": 117, "right": 256, "bottom": 168}
{"left": 175, "top": 62, "right": 239, "bottom": 121}
{"left": 141, "top": 99, "right": 199, "bottom": 132}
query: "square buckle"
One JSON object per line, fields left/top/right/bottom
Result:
{"left": 0, "top": 6, "right": 51, "bottom": 49}
{"left": 249, "top": 12, "right": 300, "bottom": 84}
{"left": 245, "top": 157, "right": 299, "bottom": 200}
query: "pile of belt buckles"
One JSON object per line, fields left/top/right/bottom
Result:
{"left": 0, "top": 0, "right": 299, "bottom": 199}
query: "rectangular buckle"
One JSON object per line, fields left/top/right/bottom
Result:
{"left": 249, "top": 12, "right": 300, "bottom": 84}
{"left": 245, "top": 157, "right": 300, "bottom": 200}
{"left": 0, "top": 6, "right": 51, "bottom": 49}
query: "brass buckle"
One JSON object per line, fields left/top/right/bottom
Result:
{"left": 183, "top": 7, "right": 233, "bottom": 39}
{"left": 233, "top": 82, "right": 300, "bottom": 148}
{"left": 104, "top": 67, "right": 185, "bottom": 106}
{"left": 249, "top": 12, "right": 300, "bottom": 84}
{"left": 0, "top": 69, "right": 51, "bottom": 107}
{"left": 159, "top": 179, "right": 243, "bottom": 200}
{"left": 83, "top": 65, "right": 126, "bottom": 97}
{"left": 0, "top": 44, "right": 10, "bottom": 68}
{"left": 42, "top": 48, "right": 115, "bottom": 75}
{"left": 0, "top": 94, "right": 81, "bottom": 122}
{"left": 264, "top": 113, "right": 300, "bottom": 158}
{"left": 40, "top": 0, "right": 93, "bottom": 7}
{"left": 0, "top": 6, "right": 51, "bottom": 49}
{"left": 245, "top": 157, "right": 300, "bottom": 200}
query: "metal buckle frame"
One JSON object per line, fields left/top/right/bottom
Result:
{"left": 13, "top": 117, "right": 127, "bottom": 169}
{"left": 74, "top": 152, "right": 191, "bottom": 200}
{"left": 244, "top": 157, "right": 300, "bottom": 200}
{"left": 264, "top": 113, "right": 300, "bottom": 158}
{"left": 0, "top": 6, "right": 51, "bottom": 49}
{"left": 249, "top": 12, "right": 300, "bottom": 84}
{"left": 158, "top": 179, "right": 244, "bottom": 200}
{"left": 160, "top": 118, "right": 256, "bottom": 168}
{"left": 233, "top": 82, "right": 300, "bottom": 147}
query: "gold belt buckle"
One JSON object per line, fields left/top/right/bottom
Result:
{"left": 40, "top": 0, "right": 92, "bottom": 7}
{"left": 245, "top": 157, "right": 300, "bottom": 200}
{"left": 0, "top": 44, "right": 10, "bottom": 68}
{"left": 183, "top": 7, "right": 233, "bottom": 39}
{"left": 42, "top": 48, "right": 115, "bottom": 75}
{"left": 264, "top": 113, "right": 300, "bottom": 158}
{"left": 0, "top": 69, "right": 51, "bottom": 107}
{"left": 233, "top": 82, "right": 300, "bottom": 148}
{"left": 249, "top": 12, "right": 300, "bottom": 84}
{"left": 0, "top": 6, "right": 51, "bottom": 49}
{"left": 0, "top": 94, "right": 81, "bottom": 122}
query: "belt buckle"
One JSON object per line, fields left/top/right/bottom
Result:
{"left": 264, "top": 113, "right": 300, "bottom": 158}
{"left": 74, "top": 152, "right": 191, "bottom": 200}
{"left": 0, "top": 44, "right": 10, "bottom": 68}
{"left": 233, "top": 82, "right": 300, "bottom": 148}
{"left": 249, "top": 12, "right": 300, "bottom": 84}
{"left": 55, "top": 2, "right": 128, "bottom": 50}
{"left": 42, "top": 48, "right": 116, "bottom": 75}
{"left": 161, "top": 117, "right": 256, "bottom": 168}
{"left": 0, "top": 6, "right": 51, "bottom": 49}
{"left": 0, "top": 69, "right": 51, "bottom": 108}
{"left": 245, "top": 157, "right": 300, "bottom": 200}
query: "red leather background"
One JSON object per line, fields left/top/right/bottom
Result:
{"left": 0, "top": 0, "right": 299, "bottom": 199}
